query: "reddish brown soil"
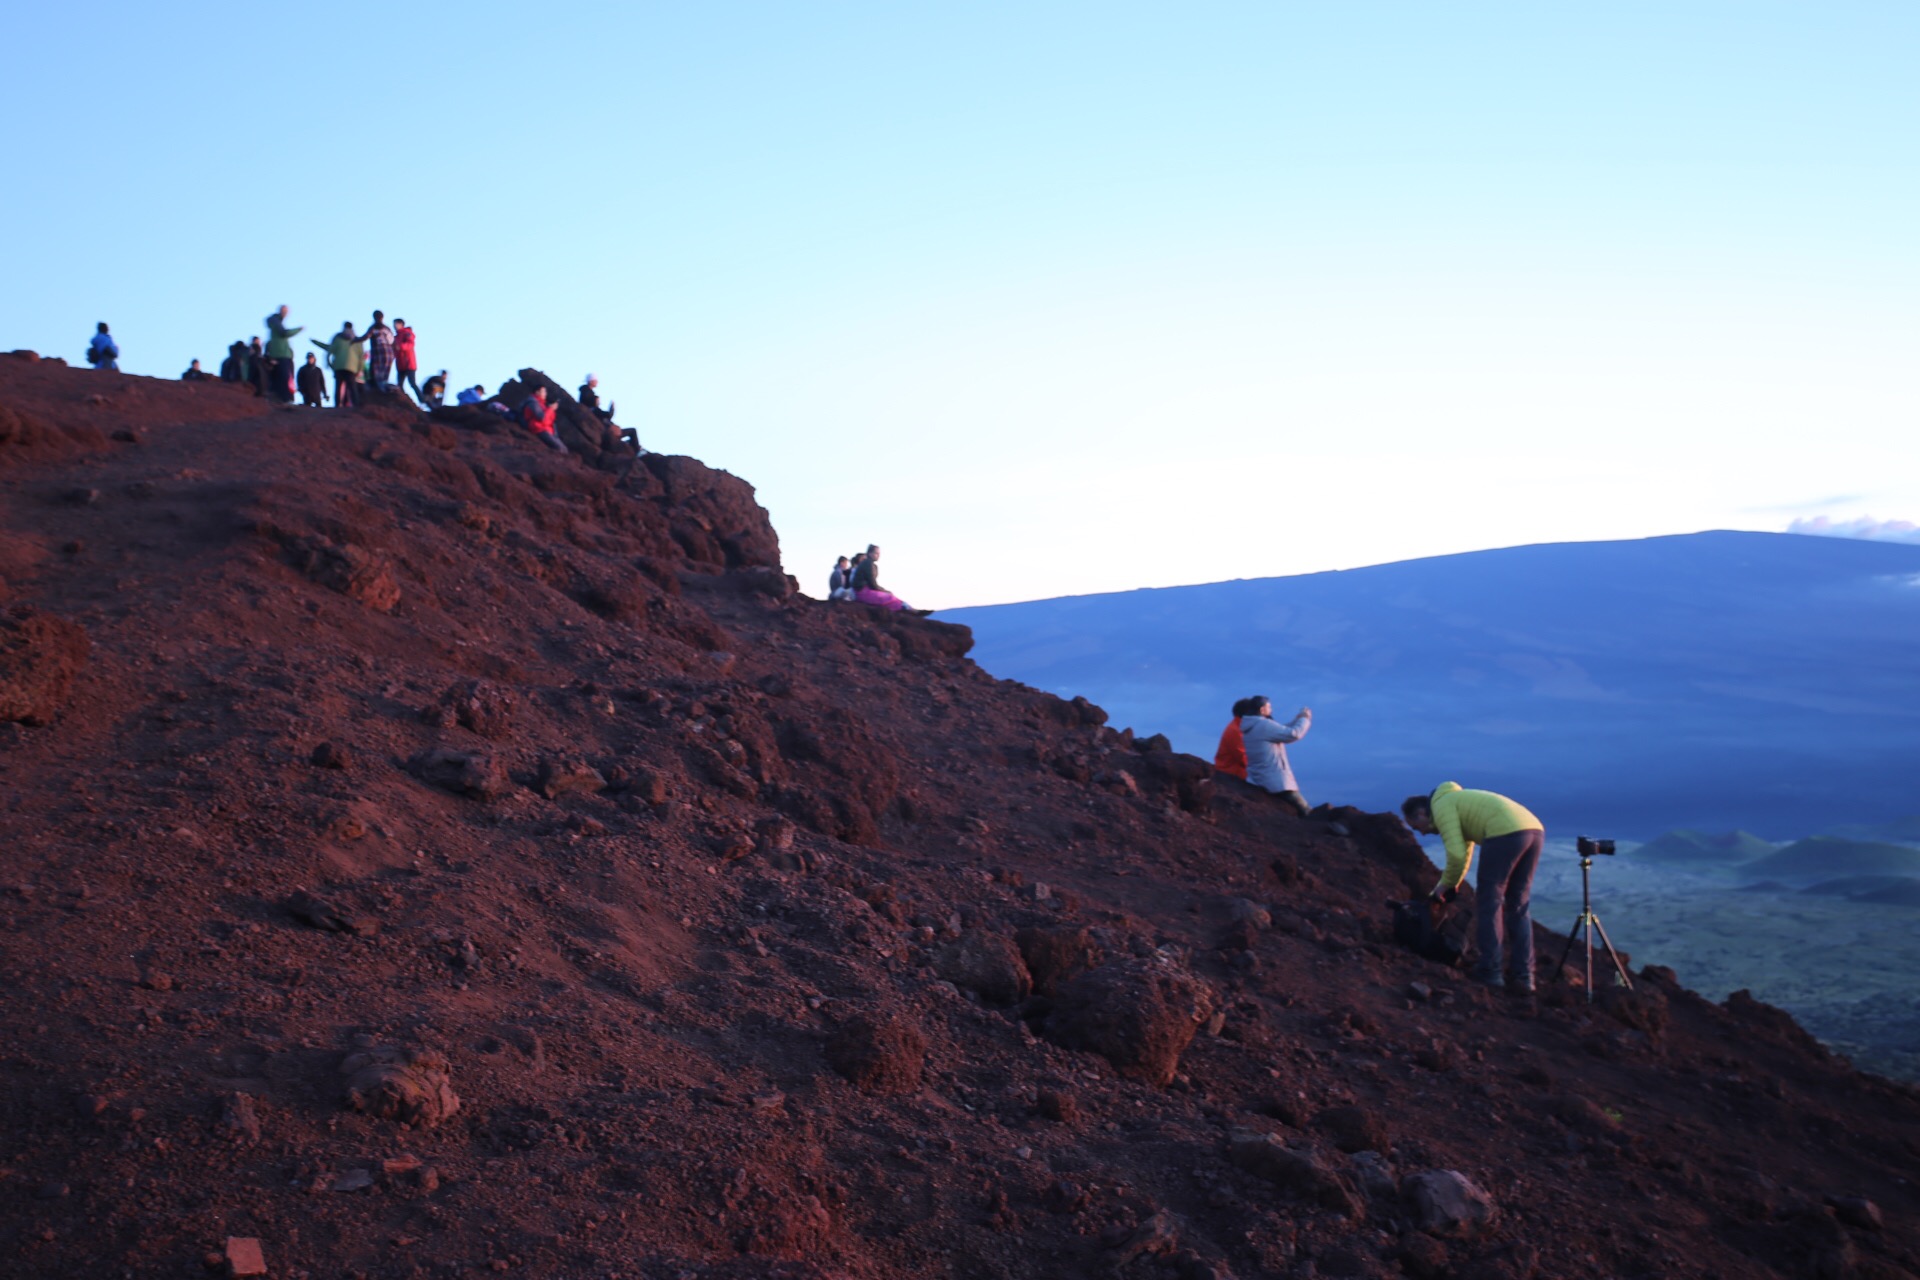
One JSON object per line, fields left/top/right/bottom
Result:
{"left": 2, "top": 353, "right": 1917, "bottom": 1280}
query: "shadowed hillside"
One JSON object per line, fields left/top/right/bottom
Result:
{"left": 3, "top": 353, "right": 1919, "bottom": 1280}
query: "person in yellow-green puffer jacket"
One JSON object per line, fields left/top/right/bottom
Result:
{"left": 1402, "top": 782, "right": 1544, "bottom": 995}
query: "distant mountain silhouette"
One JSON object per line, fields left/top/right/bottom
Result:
{"left": 948, "top": 531, "right": 1920, "bottom": 838}
{"left": 1747, "top": 836, "right": 1920, "bottom": 883}
{"left": 1823, "top": 815, "right": 1920, "bottom": 844}
{"left": 1636, "top": 829, "right": 1776, "bottom": 863}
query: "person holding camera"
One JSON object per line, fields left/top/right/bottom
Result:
{"left": 1402, "top": 782, "right": 1544, "bottom": 996}
{"left": 1239, "top": 697, "right": 1312, "bottom": 815}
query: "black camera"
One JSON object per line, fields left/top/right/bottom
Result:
{"left": 1577, "top": 836, "right": 1616, "bottom": 857}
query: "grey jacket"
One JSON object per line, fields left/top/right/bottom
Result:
{"left": 1240, "top": 710, "right": 1311, "bottom": 794}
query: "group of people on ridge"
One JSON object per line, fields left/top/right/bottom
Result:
{"left": 827, "top": 545, "right": 931, "bottom": 616}
{"left": 1212, "top": 695, "right": 1543, "bottom": 1002}
{"left": 94, "top": 315, "right": 632, "bottom": 460}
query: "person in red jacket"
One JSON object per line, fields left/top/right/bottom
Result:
{"left": 519, "top": 387, "right": 568, "bottom": 453}
{"left": 1214, "top": 697, "right": 1257, "bottom": 779}
{"left": 393, "top": 319, "right": 422, "bottom": 402}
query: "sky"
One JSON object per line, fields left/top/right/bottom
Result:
{"left": 4, "top": 2, "right": 1915, "bottom": 606}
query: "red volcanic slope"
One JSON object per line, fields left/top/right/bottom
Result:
{"left": 1, "top": 354, "right": 1917, "bottom": 1280}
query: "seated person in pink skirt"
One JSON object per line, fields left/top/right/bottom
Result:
{"left": 850, "top": 544, "right": 932, "bottom": 615}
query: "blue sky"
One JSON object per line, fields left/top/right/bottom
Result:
{"left": 5, "top": 3, "right": 1915, "bottom": 605}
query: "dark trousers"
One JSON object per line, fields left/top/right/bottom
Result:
{"left": 399, "top": 367, "right": 423, "bottom": 400}
{"left": 334, "top": 372, "right": 358, "bottom": 408}
{"left": 270, "top": 357, "right": 294, "bottom": 402}
{"left": 1474, "top": 828, "right": 1543, "bottom": 988}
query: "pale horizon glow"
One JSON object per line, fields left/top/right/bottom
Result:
{"left": 4, "top": 4, "right": 1915, "bottom": 607}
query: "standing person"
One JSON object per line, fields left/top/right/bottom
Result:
{"left": 1213, "top": 697, "right": 1258, "bottom": 780}
{"left": 313, "top": 323, "right": 363, "bottom": 408}
{"left": 86, "top": 322, "right": 119, "bottom": 371}
{"left": 1239, "top": 697, "right": 1312, "bottom": 816}
{"left": 181, "top": 359, "right": 210, "bottom": 381}
{"left": 220, "top": 340, "right": 247, "bottom": 381}
{"left": 1402, "top": 783, "right": 1545, "bottom": 998}
{"left": 246, "top": 337, "right": 268, "bottom": 396}
{"left": 518, "top": 386, "right": 568, "bottom": 453}
{"left": 363, "top": 311, "right": 395, "bottom": 392}
{"left": 296, "top": 353, "right": 329, "bottom": 406}
{"left": 420, "top": 369, "right": 447, "bottom": 408}
{"left": 392, "top": 318, "right": 422, "bottom": 401}
{"left": 263, "top": 305, "right": 303, "bottom": 402}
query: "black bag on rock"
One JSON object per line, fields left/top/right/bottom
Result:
{"left": 1391, "top": 897, "right": 1473, "bottom": 968}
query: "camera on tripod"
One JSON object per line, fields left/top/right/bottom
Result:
{"left": 1558, "top": 834, "right": 1631, "bottom": 998}
{"left": 1577, "top": 835, "right": 1615, "bottom": 857}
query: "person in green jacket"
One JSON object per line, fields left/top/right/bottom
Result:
{"left": 263, "top": 305, "right": 303, "bottom": 403}
{"left": 312, "top": 323, "right": 364, "bottom": 409}
{"left": 1402, "top": 782, "right": 1545, "bottom": 994}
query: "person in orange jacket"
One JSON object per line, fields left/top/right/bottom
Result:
{"left": 519, "top": 386, "right": 568, "bottom": 453}
{"left": 1213, "top": 697, "right": 1259, "bottom": 779}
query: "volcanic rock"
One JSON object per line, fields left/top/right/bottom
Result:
{"left": 408, "top": 746, "right": 510, "bottom": 800}
{"left": 341, "top": 1044, "right": 460, "bottom": 1127}
{"left": 933, "top": 931, "right": 1032, "bottom": 1006}
{"left": 0, "top": 608, "right": 88, "bottom": 725}
{"left": 1403, "top": 1170, "right": 1497, "bottom": 1237}
{"left": 1226, "top": 1129, "right": 1361, "bottom": 1216}
{"left": 1047, "top": 953, "right": 1213, "bottom": 1085}
{"left": 825, "top": 1012, "right": 925, "bottom": 1095}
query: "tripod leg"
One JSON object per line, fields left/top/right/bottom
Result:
{"left": 1554, "top": 912, "right": 1587, "bottom": 981}
{"left": 1589, "top": 915, "right": 1634, "bottom": 990}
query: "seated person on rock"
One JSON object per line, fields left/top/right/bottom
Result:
{"left": 850, "top": 544, "right": 931, "bottom": 615}
{"left": 1402, "top": 783, "right": 1544, "bottom": 997}
{"left": 456, "top": 384, "right": 487, "bottom": 406}
{"left": 1239, "top": 697, "right": 1311, "bottom": 816}
{"left": 518, "top": 386, "right": 569, "bottom": 453}
{"left": 421, "top": 370, "right": 448, "bottom": 409}
{"left": 828, "top": 556, "right": 857, "bottom": 601}
{"left": 1214, "top": 696, "right": 1261, "bottom": 780}
{"left": 180, "top": 359, "right": 210, "bottom": 381}
{"left": 578, "top": 374, "right": 614, "bottom": 420}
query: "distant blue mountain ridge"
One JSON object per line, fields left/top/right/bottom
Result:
{"left": 945, "top": 532, "right": 1920, "bottom": 839}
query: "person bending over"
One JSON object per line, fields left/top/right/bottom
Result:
{"left": 1239, "top": 698, "right": 1311, "bottom": 815}
{"left": 1213, "top": 696, "right": 1260, "bottom": 780}
{"left": 1402, "top": 783, "right": 1544, "bottom": 996}
{"left": 421, "top": 370, "right": 448, "bottom": 409}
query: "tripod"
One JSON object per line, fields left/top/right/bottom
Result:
{"left": 1554, "top": 852, "right": 1632, "bottom": 1000}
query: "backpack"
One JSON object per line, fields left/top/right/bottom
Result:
{"left": 1391, "top": 897, "right": 1473, "bottom": 968}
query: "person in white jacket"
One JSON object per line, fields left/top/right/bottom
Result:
{"left": 1240, "top": 697, "right": 1312, "bottom": 816}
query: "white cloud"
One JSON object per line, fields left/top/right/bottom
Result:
{"left": 1788, "top": 515, "right": 1920, "bottom": 545}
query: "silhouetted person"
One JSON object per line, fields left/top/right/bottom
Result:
{"left": 421, "top": 370, "right": 447, "bottom": 409}
{"left": 180, "top": 359, "right": 209, "bottom": 381}
{"left": 519, "top": 386, "right": 568, "bottom": 453}
{"left": 220, "top": 341, "right": 247, "bottom": 382}
{"left": 1239, "top": 697, "right": 1311, "bottom": 816}
{"left": 244, "top": 336, "right": 269, "bottom": 396}
{"left": 263, "top": 305, "right": 302, "bottom": 402}
{"left": 1403, "top": 784, "right": 1545, "bottom": 997}
{"left": 363, "top": 311, "right": 395, "bottom": 391}
{"left": 393, "top": 319, "right": 422, "bottom": 401}
{"left": 86, "top": 322, "right": 119, "bottom": 371}
{"left": 297, "top": 352, "right": 328, "bottom": 406}
{"left": 578, "top": 374, "right": 615, "bottom": 419}
{"left": 314, "top": 323, "right": 363, "bottom": 408}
